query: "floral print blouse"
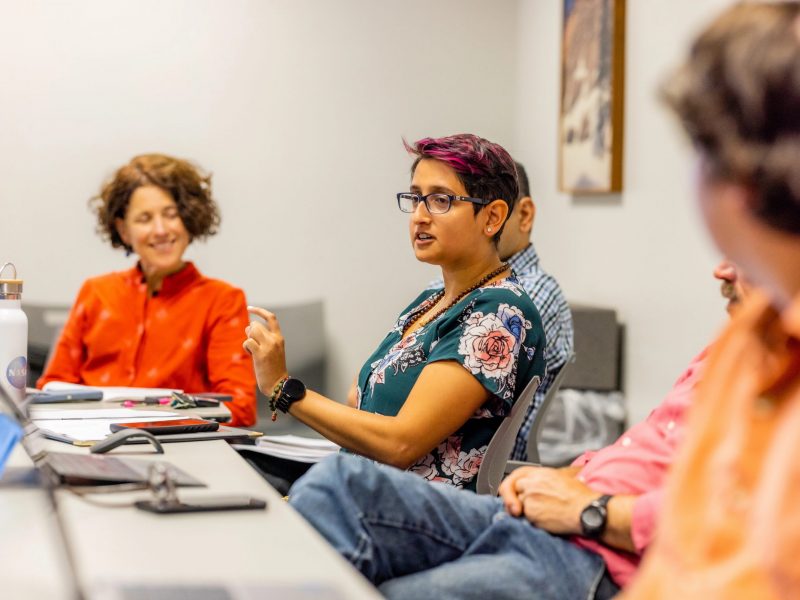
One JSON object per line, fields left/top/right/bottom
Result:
{"left": 356, "top": 275, "right": 545, "bottom": 491}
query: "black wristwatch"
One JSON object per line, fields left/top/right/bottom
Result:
{"left": 580, "top": 494, "right": 613, "bottom": 539}
{"left": 275, "top": 377, "right": 306, "bottom": 414}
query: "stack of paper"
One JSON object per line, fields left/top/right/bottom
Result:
{"left": 31, "top": 408, "right": 180, "bottom": 443}
{"left": 234, "top": 434, "right": 339, "bottom": 463}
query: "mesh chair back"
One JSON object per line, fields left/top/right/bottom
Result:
{"left": 526, "top": 352, "right": 575, "bottom": 463}
{"left": 475, "top": 375, "right": 540, "bottom": 495}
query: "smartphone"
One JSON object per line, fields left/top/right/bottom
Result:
{"left": 29, "top": 390, "right": 104, "bottom": 403}
{"left": 135, "top": 495, "right": 267, "bottom": 513}
{"left": 191, "top": 393, "right": 233, "bottom": 403}
{"left": 110, "top": 418, "right": 220, "bottom": 435}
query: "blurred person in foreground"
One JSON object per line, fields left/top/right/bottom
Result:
{"left": 38, "top": 154, "right": 256, "bottom": 426}
{"left": 623, "top": 2, "right": 800, "bottom": 597}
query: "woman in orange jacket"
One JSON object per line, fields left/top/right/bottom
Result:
{"left": 38, "top": 154, "right": 256, "bottom": 426}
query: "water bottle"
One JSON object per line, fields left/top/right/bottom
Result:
{"left": 0, "top": 263, "right": 27, "bottom": 405}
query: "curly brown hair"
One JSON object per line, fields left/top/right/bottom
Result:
{"left": 662, "top": 2, "right": 800, "bottom": 234}
{"left": 91, "top": 153, "right": 221, "bottom": 250}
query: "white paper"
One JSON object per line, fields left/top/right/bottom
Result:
{"left": 258, "top": 434, "right": 339, "bottom": 450}
{"left": 30, "top": 408, "right": 178, "bottom": 420}
{"left": 34, "top": 416, "right": 183, "bottom": 442}
{"left": 233, "top": 434, "right": 339, "bottom": 463}
{"left": 42, "top": 381, "right": 180, "bottom": 401}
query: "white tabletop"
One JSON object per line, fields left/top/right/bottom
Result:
{"left": 0, "top": 438, "right": 381, "bottom": 599}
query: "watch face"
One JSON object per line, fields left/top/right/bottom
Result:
{"left": 581, "top": 507, "right": 604, "bottom": 530}
{"left": 283, "top": 378, "right": 306, "bottom": 400}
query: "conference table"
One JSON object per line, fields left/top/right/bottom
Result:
{"left": 0, "top": 409, "right": 383, "bottom": 599}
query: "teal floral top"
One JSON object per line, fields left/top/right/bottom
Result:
{"left": 356, "top": 275, "right": 545, "bottom": 491}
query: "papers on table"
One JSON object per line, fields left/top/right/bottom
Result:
{"left": 34, "top": 416, "right": 180, "bottom": 444}
{"left": 234, "top": 434, "right": 340, "bottom": 463}
{"left": 31, "top": 407, "right": 180, "bottom": 444}
{"left": 42, "top": 381, "right": 180, "bottom": 401}
{"left": 30, "top": 408, "right": 174, "bottom": 420}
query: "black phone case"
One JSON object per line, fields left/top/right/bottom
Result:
{"left": 110, "top": 420, "right": 220, "bottom": 435}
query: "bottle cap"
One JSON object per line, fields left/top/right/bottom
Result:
{"left": 0, "top": 263, "right": 23, "bottom": 299}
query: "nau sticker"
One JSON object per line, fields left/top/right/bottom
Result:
{"left": 6, "top": 356, "right": 27, "bottom": 389}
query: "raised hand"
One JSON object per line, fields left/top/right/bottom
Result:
{"left": 243, "top": 306, "right": 289, "bottom": 396}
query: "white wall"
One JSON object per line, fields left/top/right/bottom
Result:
{"left": 0, "top": 0, "right": 519, "bottom": 398}
{"left": 513, "top": 0, "right": 736, "bottom": 423}
{"left": 1, "top": 0, "right": 742, "bottom": 422}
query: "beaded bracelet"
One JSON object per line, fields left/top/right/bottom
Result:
{"left": 269, "top": 376, "right": 289, "bottom": 422}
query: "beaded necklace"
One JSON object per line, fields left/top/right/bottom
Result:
{"left": 402, "top": 262, "right": 510, "bottom": 335}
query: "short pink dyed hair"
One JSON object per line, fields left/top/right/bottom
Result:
{"left": 404, "top": 134, "right": 519, "bottom": 221}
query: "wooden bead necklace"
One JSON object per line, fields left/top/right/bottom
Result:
{"left": 402, "top": 262, "right": 510, "bottom": 335}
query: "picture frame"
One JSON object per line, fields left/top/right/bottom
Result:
{"left": 559, "top": 0, "right": 626, "bottom": 194}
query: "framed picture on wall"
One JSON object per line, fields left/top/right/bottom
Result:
{"left": 559, "top": 0, "right": 626, "bottom": 194}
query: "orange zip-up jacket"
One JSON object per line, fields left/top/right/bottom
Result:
{"left": 38, "top": 263, "right": 256, "bottom": 427}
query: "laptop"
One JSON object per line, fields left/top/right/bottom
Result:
{"left": 0, "top": 385, "right": 346, "bottom": 600}
{"left": 0, "top": 385, "right": 203, "bottom": 488}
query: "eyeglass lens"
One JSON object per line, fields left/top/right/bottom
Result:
{"left": 398, "top": 194, "right": 452, "bottom": 214}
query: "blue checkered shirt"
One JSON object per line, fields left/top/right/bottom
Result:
{"left": 427, "top": 243, "right": 574, "bottom": 460}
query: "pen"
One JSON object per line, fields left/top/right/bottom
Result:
{"left": 122, "top": 398, "right": 172, "bottom": 408}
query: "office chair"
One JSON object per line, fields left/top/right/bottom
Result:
{"left": 23, "top": 304, "right": 70, "bottom": 386}
{"left": 503, "top": 352, "right": 575, "bottom": 475}
{"left": 475, "top": 375, "right": 540, "bottom": 496}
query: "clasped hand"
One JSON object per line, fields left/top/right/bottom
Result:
{"left": 497, "top": 466, "right": 598, "bottom": 535}
{"left": 243, "top": 306, "right": 289, "bottom": 395}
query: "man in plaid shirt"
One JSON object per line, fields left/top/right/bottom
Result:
{"left": 429, "top": 162, "right": 573, "bottom": 461}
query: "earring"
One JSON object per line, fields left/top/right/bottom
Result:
{"left": 487, "top": 228, "right": 492, "bottom": 233}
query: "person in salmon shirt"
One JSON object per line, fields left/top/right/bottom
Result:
{"left": 38, "top": 154, "right": 256, "bottom": 426}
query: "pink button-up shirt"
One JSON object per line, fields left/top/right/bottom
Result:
{"left": 569, "top": 349, "right": 708, "bottom": 587}
{"left": 623, "top": 291, "right": 800, "bottom": 599}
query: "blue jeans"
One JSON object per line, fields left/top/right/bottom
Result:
{"left": 290, "top": 454, "right": 619, "bottom": 600}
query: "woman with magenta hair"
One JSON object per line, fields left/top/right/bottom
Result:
{"left": 244, "top": 134, "right": 544, "bottom": 491}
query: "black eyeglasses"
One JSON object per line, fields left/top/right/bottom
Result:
{"left": 396, "top": 192, "right": 491, "bottom": 215}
